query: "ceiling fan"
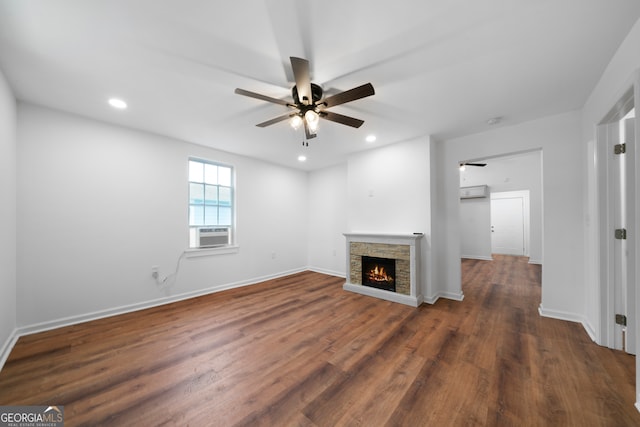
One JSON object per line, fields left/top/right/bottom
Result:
{"left": 235, "top": 57, "right": 375, "bottom": 139}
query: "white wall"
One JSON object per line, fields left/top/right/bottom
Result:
{"left": 16, "top": 103, "right": 309, "bottom": 329}
{"left": 459, "top": 151, "right": 543, "bottom": 262}
{"left": 435, "top": 111, "right": 584, "bottom": 321}
{"left": 0, "top": 68, "right": 17, "bottom": 363}
{"left": 346, "top": 136, "right": 436, "bottom": 300}
{"left": 307, "top": 163, "right": 348, "bottom": 276}
{"left": 347, "top": 137, "right": 430, "bottom": 234}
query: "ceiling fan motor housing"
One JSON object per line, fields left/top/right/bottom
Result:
{"left": 292, "top": 83, "right": 323, "bottom": 105}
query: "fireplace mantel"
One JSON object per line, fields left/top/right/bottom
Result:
{"left": 343, "top": 232, "right": 424, "bottom": 307}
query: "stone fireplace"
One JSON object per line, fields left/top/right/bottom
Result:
{"left": 343, "top": 232, "right": 424, "bottom": 306}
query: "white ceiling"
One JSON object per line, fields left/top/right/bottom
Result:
{"left": 1, "top": 1, "right": 639, "bottom": 171}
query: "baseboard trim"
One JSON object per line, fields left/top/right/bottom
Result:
{"left": 307, "top": 266, "right": 346, "bottom": 278}
{"left": 580, "top": 319, "right": 598, "bottom": 342}
{"left": 0, "top": 329, "right": 19, "bottom": 373}
{"left": 16, "top": 268, "right": 307, "bottom": 339}
{"left": 538, "top": 304, "right": 597, "bottom": 342}
{"left": 423, "top": 290, "right": 465, "bottom": 305}
{"left": 343, "top": 282, "right": 422, "bottom": 307}
{"left": 528, "top": 258, "right": 542, "bottom": 265}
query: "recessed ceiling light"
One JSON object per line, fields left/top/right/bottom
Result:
{"left": 486, "top": 117, "right": 501, "bottom": 125}
{"left": 365, "top": 135, "right": 376, "bottom": 143}
{"left": 108, "top": 98, "right": 127, "bottom": 109}
{"left": 298, "top": 155, "right": 307, "bottom": 162}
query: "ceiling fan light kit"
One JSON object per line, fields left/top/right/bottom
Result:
{"left": 290, "top": 115, "right": 303, "bottom": 129}
{"left": 235, "top": 57, "right": 375, "bottom": 140}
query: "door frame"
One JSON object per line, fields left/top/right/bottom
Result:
{"left": 596, "top": 85, "right": 639, "bottom": 349}
{"left": 587, "top": 70, "right": 640, "bottom": 411}
{"left": 597, "top": 113, "right": 635, "bottom": 353}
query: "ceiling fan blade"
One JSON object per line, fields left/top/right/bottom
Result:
{"left": 322, "top": 83, "right": 375, "bottom": 108}
{"left": 256, "top": 113, "right": 294, "bottom": 128}
{"left": 235, "top": 88, "right": 292, "bottom": 106}
{"left": 290, "top": 57, "right": 312, "bottom": 105}
{"left": 320, "top": 111, "right": 365, "bottom": 128}
{"left": 304, "top": 120, "right": 317, "bottom": 139}
{"left": 465, "top": 163, "right": 487, "bottom": 167}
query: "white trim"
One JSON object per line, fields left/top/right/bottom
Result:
{"left": 582, "top": 319, "right": 598, "bottom": 343}
{"left": 307, "top": 266, "right": 346, "bottom": 278}
{"left": 0, "top": 329, "right": 19, "bottom": 372}
{"left": 184, "top": 245, "right": 239, "bottom": 258}
{"left": 423, "top": 290, "right": 465, "bottom": 304}
{"left": 528, "top": 258, "right": 542, "bottom": 265}
{"left": 343, "top": 282, "right": 423, "bottom": 307}
{"left": 438, "top": 290, "right": 465, "bottom": 301}
{"left": 343, "top": 232, "right": 424, "bottom": 244}
{"left": 538, "top": 304, "right": 597, "bottom": 342}
{"left": 595, "top": 77, "right": 638, "bottom": 354}
{"left": 538, "top": 304, "right": 582, "bottom": 322}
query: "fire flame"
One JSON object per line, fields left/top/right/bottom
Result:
{"left": 367, "top": 265, "right": 394, "bottom": 283}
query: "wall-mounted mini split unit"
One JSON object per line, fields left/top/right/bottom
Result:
{"left": 460, "top": 185, "right": 489, "bottom": 199}
{"left": 197, "top": 227, "right": 230, "bottom": 248}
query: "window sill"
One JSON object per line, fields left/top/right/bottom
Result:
{"left": 185, "top": 245, "right": 239, "bottom": 258}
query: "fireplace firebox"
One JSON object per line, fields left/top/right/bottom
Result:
{"left": 361, "top": 256, "right": 396, "bottom": 292}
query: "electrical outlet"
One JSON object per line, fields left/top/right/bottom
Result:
{"left": 271, "top": 252, "right": 276, "bottom": 259}
{"left": 151, "top": 266, "right": 159, "bottom": 279}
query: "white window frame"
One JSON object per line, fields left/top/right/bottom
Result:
{"left": 186, "top": 157, "right": 238, "bottom": 255}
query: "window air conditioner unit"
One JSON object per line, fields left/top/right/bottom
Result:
{"left": 197, "top": 227, "right": 229, "bottom": 248}
{"left": 460, "top": 185, "right": 489, "bottom": 199}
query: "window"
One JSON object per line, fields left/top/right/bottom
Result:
{"left": 188, "top": 158, "right": 234, "bottom": 248}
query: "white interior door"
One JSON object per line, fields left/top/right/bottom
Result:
{"left": 490, "top": 193, "right": 526, "bottom": 256}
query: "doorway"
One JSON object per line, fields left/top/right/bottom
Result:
{"left": 459, "top": 151, "right": 542, "bottom": 264}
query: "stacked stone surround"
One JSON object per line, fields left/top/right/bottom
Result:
{"left": 349, "top": 242, "right": 410, "bottom": 295}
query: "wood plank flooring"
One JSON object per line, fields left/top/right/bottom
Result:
{"left": 1, "top": 255, "right": 639, "bottom": 426}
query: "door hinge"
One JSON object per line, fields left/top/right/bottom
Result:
{"left": 616, "top": 314, "right": 627, "bottom": 326}
{"left": 614, "top": 143, "right": 626, "bottom": 154}
{"left": 615, "top": 228, "right": 627, "bottom": 240}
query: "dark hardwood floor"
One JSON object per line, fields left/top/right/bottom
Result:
{"left": 1, "top": 255, "right": 638, "bottom": 426}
